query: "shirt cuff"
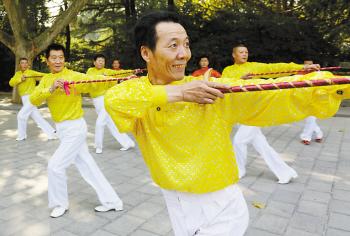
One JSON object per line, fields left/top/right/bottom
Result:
{"left": 152, "top": 85, "right": 168, "bottom": 105}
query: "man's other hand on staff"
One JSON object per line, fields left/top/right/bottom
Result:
{"left": 166, "top": 80, "right": 230, "bottom": 104}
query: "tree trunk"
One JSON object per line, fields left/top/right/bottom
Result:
{"left": 64, "top": 0, "right": 71, "bottom": 60}
{"left": 0, "top": 0, "right": 90, "bottom": 103}
{"left": 168, "top": 0, "right": 175, "bottom": 11}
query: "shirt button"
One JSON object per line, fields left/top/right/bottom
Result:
{"left": 156, "top": 107, "right": 161, "bottom": 111}
{"left": 337, "top": 90, "right": 344, "bottom": 95}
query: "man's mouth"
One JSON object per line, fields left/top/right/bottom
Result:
{"left": 173, "top": 64, "right": 186, "bottom": 69}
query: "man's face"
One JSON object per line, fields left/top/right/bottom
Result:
{"left": 112, "top": 60, "right": 120, "bottom": 70}
{"left": 47, "top": 50, "right": 65, "bottom": 73}
{"left": 143, "top": 22, "right": 191, "bottom": 84}
{"left": 19, "top": 60, "right": 29, "bottom": 71}
{"left": 304, "top": 60, "right": 313, "bottom": 65}
{"left": 199, "top": 57, "right": 209, "bottom": 68}
{"left": 232, "top": 46, "right": 248, "bottom": 64}
{"left": 94, "top": 57, "right": 105, "bottom": 69}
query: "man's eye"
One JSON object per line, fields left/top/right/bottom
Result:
{"left": 184, "top": 42, "right": 190, "bottom": 48}
{"left": 169, "top": 43, "right": 177, "bottom": 48}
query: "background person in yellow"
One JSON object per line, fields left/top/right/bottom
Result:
{"left": 299, "top": 60, "right": 324, "bottom": 145}
{"left": 222, "top": 44, "right": 321, "bottom": 184}
{"left": 87, "top": 54, "right": 135, "bottom": 154}
{"left": 9, "top": 58, "right": 56, "bottom": 141}
{"left": 30, "top": 44, "right": 123, "bottom": 218}
{"left": 104, "top": 11, "right": 349, "bottom": 236}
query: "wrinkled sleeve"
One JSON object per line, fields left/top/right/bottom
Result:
{"left": 9, "top": 72, "right": 21, "bottom": 87}
{"left": 107, "top": 69, "right": 133, "bottom": 77}
{"left": 252, "top": 62, "right": 304, "bottom": 79}
{"left": 30, "top": 77, "right": 51, "bottom": 106}
{"left": 213, "top": 72, "right": 350, "bottom": 127}
{"left": 29, "top": 70, "right": 46, "bottom": 81}
{"left": 104, "top": 78, "right": 168, "bottom": 133}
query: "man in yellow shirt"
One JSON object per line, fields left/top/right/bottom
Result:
{"left": 30, "top": 44, "right": 122, "bottom": 218}
{"left": 222, "top": 44, "right": 320, "bottom": 184}
{"left": 87, "top": 54, "right": 135, "bottom": 154}
{"left": 9, "top": 58, "right": 56, "bottom": 141}
{"left": 104, "top": 12, "right": 349, "bottom": 236}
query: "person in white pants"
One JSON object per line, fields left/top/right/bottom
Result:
{"left": 87, "top": 54, "right": 135, "bottom": 154}
{"left": 9, "top": 58, "right": 56, "bottom": 141}
{"left": 30, "top": 44, "right": 122, "bottom": 218}
{"left": 300, "top": 116, "right": 323, "bottom": 145}
{"left": 222, "top": 44, "right": 321, "bottom": 184}
{"left": 234, "top": 125, "right": 298, "bottom": 183}
{"left": 300, "top": 61, "right": 324, "bottom": 145}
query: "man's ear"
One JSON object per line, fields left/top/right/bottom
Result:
{"left": 141, "top": 46, "right": 152, "bottom": 63}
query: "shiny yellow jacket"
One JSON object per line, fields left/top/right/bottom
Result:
{"left": 104, "top": 71, "right": 349, "bottom": 193}
{"left": 222, "top": 62, "right": 304, "bottom": 79}
{"left": 9, "top": 69, "right": 46, "bottom": 96}
{"left": 86, "top": 67, "right": 133, "bottom": 98}
{"left": 30, "top": 68, "right": 107, "bottom": 122}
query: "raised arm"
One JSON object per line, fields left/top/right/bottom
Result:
{"left": 215, "top": 71, "right": 350, "bottom": 126}
{"left": 9, "top": 72, "right": 22, "bottom": 87}
{"left": 104, "top": 76, "right": 229, "bottom": 133}
{"left": 30, "top": 76, "right": 52, "bottom": 106}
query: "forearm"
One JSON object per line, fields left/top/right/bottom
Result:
{"left": 30, "top": 86, "right": 51, "bottom": 106}
{"left": 218, "top": 72, "right": 349, "bottom": 126}
{"left": 9, "top": 76, "right": 21, "bottom": 87}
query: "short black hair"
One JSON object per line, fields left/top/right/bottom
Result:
{"left": 19, "top": 57, "right": 28, "bottom": 62}
{"left": 134, "top": 11, "right": 180, "bottom": 54}
{"left": 232, "top": 43, "right": 247, "bottom": 53}
{"left": 45, "top": 43, "right": 66, "bottom": 58}
{"left": 198, "top": 55, "right": 209, "bottom": 61}
{"left": 94, "top": 54, "right": 106, "bottom": 61}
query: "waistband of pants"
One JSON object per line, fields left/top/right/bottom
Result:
{"left": 55, "top": 117, "right": 85, "bottom": 129}
{"left": 161, "top": 184, "right": 239, "bottom": 204}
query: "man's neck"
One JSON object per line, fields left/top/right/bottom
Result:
{"left": 234, "top": 61, "right": 247, "bottom": 65}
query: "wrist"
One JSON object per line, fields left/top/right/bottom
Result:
{"left": 165, "top": 85, "right": 184, "bottom": 103}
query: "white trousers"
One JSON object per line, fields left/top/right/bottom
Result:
{"left": 233, "top": 125, "right": 297, "bottom": 181}
{"left": 162, "top": 184, "right": 249, "bottom": 236}
{"left": 92, "top": 96, "right": 134, "bottom": 149}
{"left": 300, "top": 116, "right": 323, "bottom": 141}
{"left": 17, "top": 95, "right": 55, "bottom": 139}
{"left": 48, "top": 118, "right": 122, "bottom": 209}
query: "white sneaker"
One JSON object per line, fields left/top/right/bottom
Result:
{"left": 16, "top": 136, "right": 26, "bottom": 141}
{"left": 48, "top": 135, "right": 58, "bottom": 140}
{"left": 50, "top": 206, "right": 67, "bottom": 218}
{"left": 96, "top": 148, "right": 103, "bottom": 154}
{"left": 120, "top": 142, "right": 135, "bottom": 151}
{"left": 278, "top": 173, "right": 298, "bottom": 184}
{"left": 94, "top": 204, "right": 123, "bottom": 212}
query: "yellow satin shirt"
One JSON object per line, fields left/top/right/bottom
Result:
{"left": 30, "top": 68, "right": 106, "bottom": 123}
{"left": 222, "top": 62, "right": 304, "bottom": 79}
{"left": 86, "top": 67, "right": 133, "bottom": 98}
{"left": 104, "top": 71, "right": 349, "bottom": 193}
{"left": 9, "top": 69, "right": 45, "bottom": 96}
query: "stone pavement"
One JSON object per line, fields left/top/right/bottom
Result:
{"left": 1, "top": 104, "right": 350, "bottom": 236}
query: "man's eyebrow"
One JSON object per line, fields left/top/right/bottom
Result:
{"left": 166, "top": 36, "right": 189, "bottom": 43}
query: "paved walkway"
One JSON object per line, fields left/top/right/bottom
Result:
{"left": 1, "top": 102, "right": 350, "bottom": 235}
